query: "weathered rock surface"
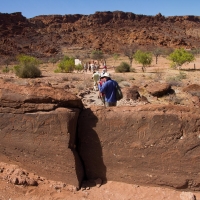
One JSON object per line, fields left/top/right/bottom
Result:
{"left": 122, "top": 85, "right": 140, "bottom": 100}
{"left": 0, "top": 79, "right": 83, "bottom": 113}
{"left": 0, "top": 81, "right": 84, "bottom": 188}
{"left": 146, "top": 82, "right": 172, "bottom": 97}
{"left": 78, "top": 105, "right": 200, "bottom": 190}
{"left": 1, "top": 11, "right": 200, "bottom": 62}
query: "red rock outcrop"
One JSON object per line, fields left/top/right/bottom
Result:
{"left": 0, "top": 79, "right": 83, "bottom": 112}
{"left": 1, "top": 11, "right": 200, "bottom": 63}
{"left": 0, "top": 80, "right": 84, "bottom": 188}
{"left": 1, "top": 80, "right": 200, "bottom": 191}
{"left": 146, "top": 82, "right": 172, "bottom": 97}
{"left": 78, "top": 105, "right": 200, "bottom": 190}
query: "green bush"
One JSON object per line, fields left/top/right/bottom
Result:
{"left": 14, "top": 55, "right": 41, "bottom": 78}
{"left": 55, "top": 56, "right": 75, "bottom": 73}
{"left": 14, "top": 64, "right": 41, "bottom": 78}
{"left": 2, "top": 66, "right": 10, "bottom": 73}
{"left": 115, "top": 62, "right": 130, "bottom": 73}
{"left": 75, "top": 64, "right": 83, "bottom": 72}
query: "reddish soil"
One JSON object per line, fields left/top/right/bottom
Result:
{"left": 0, "top": 56, "right": 200, "bottom": 199}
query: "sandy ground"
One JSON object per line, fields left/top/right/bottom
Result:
{"left": 0, "top": 56, "right": 200, "bottom": 199}
{"left": 0, "top": 160, "right": 200, "bottom": 200}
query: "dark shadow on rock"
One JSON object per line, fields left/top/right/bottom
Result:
{"left": 77, "top": 108, "right": 107, "bottom": 186}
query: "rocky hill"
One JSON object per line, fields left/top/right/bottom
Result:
{"left": 1, "top": 11, "right": 200, "bottom": 63}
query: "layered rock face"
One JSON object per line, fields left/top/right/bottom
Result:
{"left": 78, "top": 105, "right": 200, "bottom": 190}
{"left": 1, "top": 11, "right": 200, "bottom": 61}
{"left": 0, "top": 80, "right": 84, "bottom": 188}
{"left": 0, "top": 80, "right": 200, "bottom": 190}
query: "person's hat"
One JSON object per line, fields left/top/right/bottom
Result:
{"left": 101, "top": 72, "right": 110, "bottom": 78}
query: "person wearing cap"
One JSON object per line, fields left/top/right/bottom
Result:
{"left": 99, "top": 72, "right": 117, "bottom": 107}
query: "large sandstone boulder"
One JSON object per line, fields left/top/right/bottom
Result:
{"left": 146, "top": 82, "right": 171, "bottom": 97}
{"left": 122, "top": 86, "right": 140, "bottom": 100}
{"left": 0, "top": 81, "right": 84, "bottom": 188}
{"left": 78, "top": 105, "right": 200, "bottom": 190}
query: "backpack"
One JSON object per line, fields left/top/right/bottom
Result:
{"left": 115, "top": 82, "right": 123, "bottom": 101}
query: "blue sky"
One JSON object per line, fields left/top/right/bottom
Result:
{"left": 1, "top": 0, "right": 200, "bottom": 18}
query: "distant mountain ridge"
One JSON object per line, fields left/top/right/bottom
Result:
{"left": 0, "top": 11, "right": 200, "bottom": 62}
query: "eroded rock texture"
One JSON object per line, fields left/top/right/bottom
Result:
{"left": 1, "top": 11, "right": 200, "bottom": 61}
{"left": 78, "top": 105, "right": 200, "bottom": 190}
{"left": 0, "top": 81, "right": 84, "bottom": 188}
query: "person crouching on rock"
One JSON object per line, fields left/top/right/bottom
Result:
{"left": 99, "top": 73, "right": 117, "bottom": 107}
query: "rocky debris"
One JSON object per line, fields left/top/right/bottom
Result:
{"left": 1, "top": 11, "right": 200, "bottom": 62}
{"left": 180, "top": 192, "right": 196, "bottom": 200}
{"left": 191, "top": 95, "right": 200, "bottom": 106}
{"left": 95, "top": 178, "right": 102, "bottom": 188}
{"left": 146, "top": 82, "right": 172, "bottom": 97}
{"left": 81, "top": 178, "right": 102, "bottom": 190}
{"left": 139, "top": 95, "right": 149, "bottom": 104}
{"left": 1, "top": 163, "right": 38, "bottom": 186}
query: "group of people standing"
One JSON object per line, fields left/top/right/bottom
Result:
{"left": 92, "top": 66, "right": 118, "bottom": 107}
{"left": 84, "top": 62, "right": 99, "bottom": 73}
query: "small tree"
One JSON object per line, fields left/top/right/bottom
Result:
{"left": 121, "top": 44, "right": 138, "bottom": 66}
{"left": 14, "top": 55, "right": 41, "bottom": 78}
{"left": 152, "top": 48, "right": 163, "bottom": 64}
{"left": 168, "top": 48, "right": 195, "bottom": 70}
{"left": 134, "top": 50, "right": 153, "bottom": 72}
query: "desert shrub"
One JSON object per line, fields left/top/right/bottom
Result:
{"left": 166, "top": 72, "right": 186, "bottom": 87}
{"left": 62, "top": 77, "right": 69, "bottom": 81}
{"left": 55, "top": 56, "right": 75, "bottom": 73}
{"left": 166, "top": 78, "right": 182, "bottom": 87}
{"left": 176, "top": 71, "right": 187, "bottom": 79}
{"left": 71, "top": 75, "right": 82, "bottom": 81}
{"left": 75, "top": 64, "right": 83, "bottom": 72}
{"left": 112, "top": 75, "right": 125, "bottom": 83}
{"left": 130, "top": 67, "right": 136, "bottom": 72}
{"left": 2, "top": 66, "right": 10, "bottom": 73}
{"left": 115, "top": 62, "right": 130, "bottom": 73}
{"left": 167, "top": 71, "right": 187, "bottom": 81}
{"left": 14, "top": 55, "right": 41, "bottom": 78}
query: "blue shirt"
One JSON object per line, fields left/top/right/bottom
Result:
{"left": 100, "top": 79, "right": 117, "bottom": 103}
